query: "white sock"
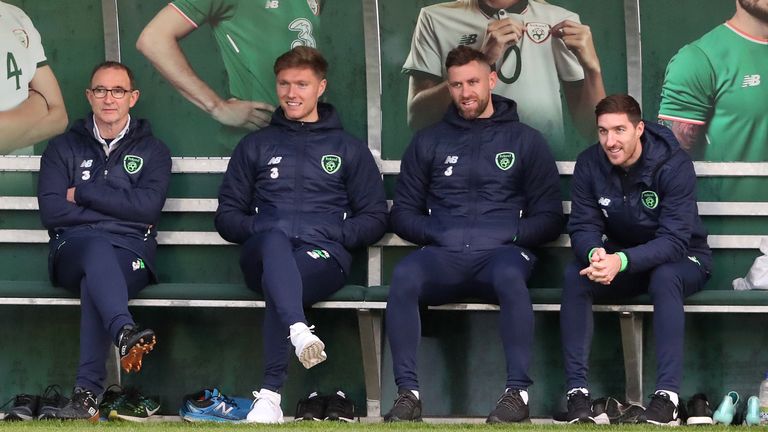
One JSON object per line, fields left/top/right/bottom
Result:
{"left": 258, "top": 388, "right": 281, "bottom": 404}
{"left": 507, "top": 388, "right": 529, "bottom": 404}
{"left": 656, "top": 390, "right": 678, "bottom": 406}
{"left": 410, "top": 390, "right": 419, "bottom": 400}
{"left": 567, "top": 387, "right": 590, "bottom": 396}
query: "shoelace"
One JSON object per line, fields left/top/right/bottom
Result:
{"left": 326, "top": 394, "right": 349, "bottom": 413}
{"left": 646, "top": 393, "right": 675, "bottom": 417}
{"left": 568, "top": 391, "right": 592, "bottom": 412}
{"left": 286, "top": 324, "right": 316, "bottom": 340}
{"left": 496, "top": 391, "right": 525, "bottom": 412}
{"left": 40, "top": 385, "right": 66, "bottom": 406}
{"left": 392, "top": 393, "right": 418, "bottom": 411}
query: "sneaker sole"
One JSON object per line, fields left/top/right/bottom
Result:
{"left": 552, "top": 417, "right": 596, "bottom": 425}
{"left": 298, "top": 340, "right": 326, "bottom": 369}
{"left": 593, "top": 413, "right": 610, "bottom": 425}
{"left": 486, "top": 416, "right": 531, "bottom": 424}
{"left": 325, "top": 416, "right": 356, "bottom": 422}
{"left": 120, "top": 335, "right": 157, "bottom": 373}
{"left": 645, "top": 419, "right": 681, "bottom": 426}
{"left": 686, "top": 416, "right": 714, "bottom": 425}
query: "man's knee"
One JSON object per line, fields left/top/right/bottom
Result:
{"left": 389, "top": 256, "right": 431, "bottom": 302}
{"left": 648, "top": 264, "right": 685, "bottom": 298}
{"left": 562, "top": 261, "right": 590, "bottom": 295}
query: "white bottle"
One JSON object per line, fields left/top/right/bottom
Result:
{"left": 760, "top": 371, "right": 768, "bottom": 425}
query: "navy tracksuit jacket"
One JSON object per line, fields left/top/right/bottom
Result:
{"left": 215, "top": 103, "right": 388, "bottom": 275}
{"left": 38, "top": 115, "right": 172, "bottom": 279}
{"left": 391, "top": 94, "right": 564, "bottom": 250}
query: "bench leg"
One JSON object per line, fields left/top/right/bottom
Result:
{"left": 106, "top": 345, "right": 122, "bottom": 388}
{"left": 619, "top": 311, "right": 643, "bottom": 405}
{"left": 357, "top": 308, "right": 382, "bottom": 419}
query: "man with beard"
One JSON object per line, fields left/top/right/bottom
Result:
{"left": 403, "top": 0, "right": 605, "bottom": 148}
{"left": 658, "top": 0, "right": 767, "bottom": 165}
{"left": 384, "top": 45, "right": 564, "bottom": 423}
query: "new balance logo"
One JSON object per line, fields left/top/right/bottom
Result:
{"left": 214, "top": 402, "right": 234, "bottom": 416}
{"left": 598, "top": 197, "right": 611, "bottom": 206}
{"left": 265, "top": 0, "right": 279, "bottom": 9}
{"left": 268, "top": 156, "right": 282, "bottom": 165}
{"left": 742, "top": 74, "right": 761, "bottom": 87}
{"left": 444, "top": 155, "right": 458, "bottom": 164}
{"left": 459, "top": 34, "right": 478, "bottom": 45}
{"left": 80, "top": 159, "right": 93, "bottom": 168}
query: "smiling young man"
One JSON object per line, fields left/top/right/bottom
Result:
{"left": 215, "top": 46, "right": 387, "bottom": 423}
{"left": 385, "top": 45, "right": 563, "bottom": 423}
{"left": 37, "top": 61, "right": 171, "bottom": 421}
{"left": 560, "top": 94, "right": 711, "bottom": 425}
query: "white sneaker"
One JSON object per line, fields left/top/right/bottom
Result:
{"left": 289, "top": 322, "right": 327, "bottom": 369}
{"left": 246, "top": 389, "right": 284, "bottom": 424}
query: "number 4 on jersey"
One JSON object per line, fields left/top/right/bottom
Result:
{"left": 6, "top": 52, "right": 22, "bottom": 90}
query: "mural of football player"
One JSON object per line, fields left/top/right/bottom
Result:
{"left": 403, "top": 0, "right": 605, "bottom": 148}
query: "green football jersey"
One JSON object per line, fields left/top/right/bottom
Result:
{"left": 659, "top": 22, "right": 768, "bottom": 163}
{"left": 172, "top": 0, "right": 321, "bottom": 107}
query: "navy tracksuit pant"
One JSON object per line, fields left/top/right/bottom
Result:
{"left": 53, "top": 234, "right": 150, "bottom": 394}
{"left": 386, "top": 245, "right": 536, "bottom": 392}
{"left": 240, "top": 230, "right": 345, "bottom": 392}
{"left": 560, "top": 258, "right": 707, "bottom": 393}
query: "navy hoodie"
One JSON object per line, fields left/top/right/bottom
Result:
{"left": 391, "top": 94, "right": 564, "bottom": 251}
{"left": 568, "top": 121, "right": 712, "bottom": 273}
{"left": 38, "top": 116, "right": 172, "bottom": 281}
{"left": 215, "top": 103, "right": 388, "bottom": 275}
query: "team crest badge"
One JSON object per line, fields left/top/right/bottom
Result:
{"left": 526, "top": 22, "right": 551, "bottom": 43}
{"left": 641, "top": 191, "right": 659, "bottom": 209}
{"left": 13, "top": 29, "right": 29, "bottom": 48}
{"left": 495, "top": 152, "right": 515, "bottom": 170}
{"left": 321, "top": 155, "right": 341, "bottom": 174}
{"left": 123, "top": 155, "right": 144, "bottom": 174}
{"left": 307, "top": 0, "right": 320, "bottom": 16}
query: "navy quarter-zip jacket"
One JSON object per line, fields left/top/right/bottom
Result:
{"left": 38, "top": 116, "right": 172, "bottom": 280}
{"left": 391, "top": 94, "right": 564, "bottom": 251}
{"left": 215, "top": 103, "right": 388, "bottom": 275}
{"left": 568, "top": 121, "right": 711, "bottom": 273}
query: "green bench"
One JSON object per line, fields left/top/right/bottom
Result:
{"left": 1, "top": 155, "right": 767, "bottom": 418}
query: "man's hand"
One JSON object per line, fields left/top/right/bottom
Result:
{"left": 579, "top": 248, "right": 622, "bottom": 285}
{"left": 482, "top": 18, "right": 525, "bottom": 64}
{"left": 211, "top": 99, "right": 276, "bottom": 131}
{"left": 66, "top": 187, "right": 76, "bottom": 204}
{"left": 551, "top": 20, "right": 600, "bottom": 73}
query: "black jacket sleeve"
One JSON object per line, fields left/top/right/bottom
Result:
{"left": 390, "top": 134, "right": 433, "bottom": 245}
{"left": 215, "top": 140, "right": 260, "bottom": 244}
{"left": 74, "top": 141, "right": 172, "bottom": 225}
{"left": 340, "top": 144, "right": 388, "bottom": 249}
{"left": 568, "top": 150, "right": 606, "bottom": 263}
{"left": 38, "top": 140, "right": 114, "bottom": 229}
{"left": 514, "top": 130, "right": 565, "bottom": 248}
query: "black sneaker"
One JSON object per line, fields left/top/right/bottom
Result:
{"left": 686, "top": 393, "right": 713, "bottom": 425}
{"left": 3, "top": 394, "right": 39, "bottom": 421}
{"left": 615, "top": 401, "right": 646, "bottom": 424}
{"left": 486, "top": 389, "right": 530, "bottom": 424}
{"left": 641, "top": 391, "right": 680, "bottom": 426}
{"left": 383, "top": 390, "right": 422, "bottom": 422}
{"left": 325, "top": 390, "right": 355, "bottom": 422}
{"left": 117, "top": 325, "right": 157, "bottom": 373}
{"left": 54, "top": 387, "right": 99, "bottom": 421}
{"left": 295, "top": 391, "right": 325, "bottom": 421}
{"left": 591, "top": 397, "right": 618, "bottom": 425}
{"left": 37, "top": 385, "right": 69, "bottom": 420}
{"left": 564, "top": 389, "right": 595, "bottom": 424}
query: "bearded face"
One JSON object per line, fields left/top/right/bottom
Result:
{"left": 739, "top": 0, "right": 768, "bottom": 23}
